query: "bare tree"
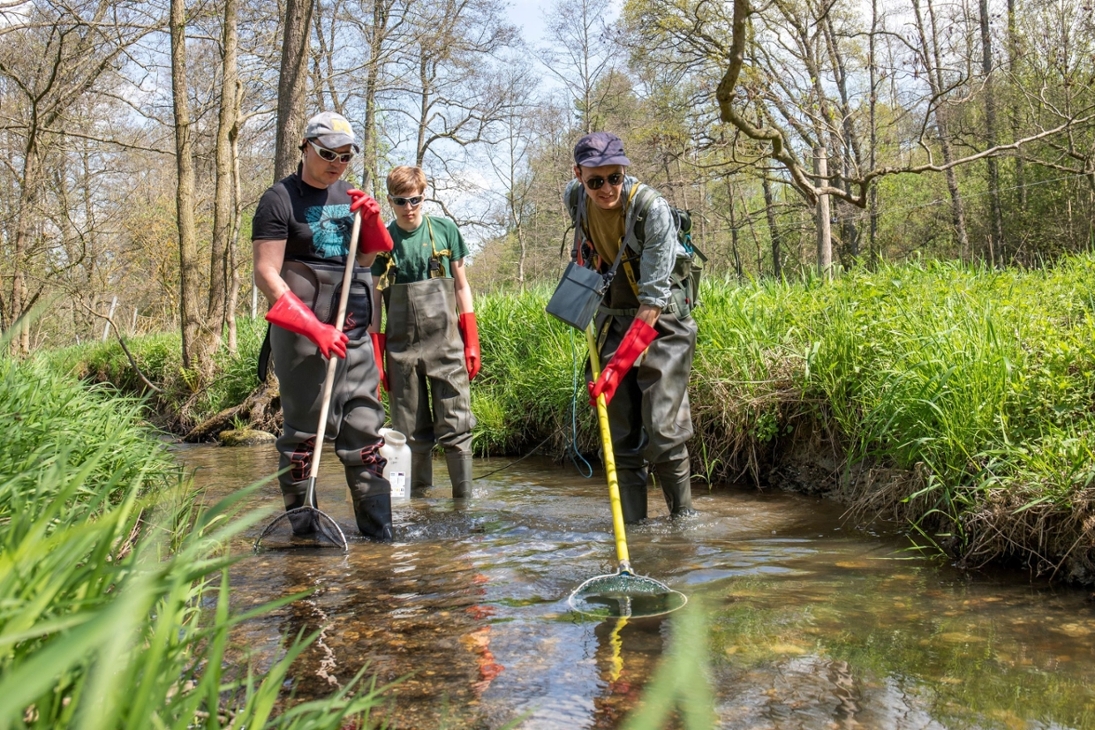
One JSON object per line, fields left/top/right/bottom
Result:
{"left": 483, "top": 62, "right": 540, "bottom": 288}
{"left": 538, "top": 0, "right": 616, "bottom": 132}
{"left": 210, "top": 0, "right": 241, "bottom": 352}
{"left": 978, "top": 0, "right": 1004, "bottom": 263}
{"left": 170, "top": 0, "right": 202, "bottom": 369}
{"left": 0, "top": 0, "right": 148, "bottom": 354}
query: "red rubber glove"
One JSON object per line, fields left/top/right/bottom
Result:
{"left": 588, "top": 319, "right": 657, "bottom": 406}
{"left": 371, "top": 332, "right": 389, "bottom": 392}
{"left": 458, "top": 312, "right": 481, "bottom": 380}
{"left": 348, "top": 189, "right": 394, "bottom": 254}
{"left": 266, "top": 290, "right": 348, "bottom": 359}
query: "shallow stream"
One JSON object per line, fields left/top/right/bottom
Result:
{"left": 176, "top": 444, "right": 1095, "bottom": 729}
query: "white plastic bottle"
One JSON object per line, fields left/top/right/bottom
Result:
{"left": 379, "top": 428, "right": 412, "bottom": 500}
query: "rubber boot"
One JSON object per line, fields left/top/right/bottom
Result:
{"left": 353, "top": 493, "right": 393, "bottom": 541}
{"left": 617, "top": 467, "right": 649, "bottom": 524}
{"left": 282, "top": 479, "right": 318, "bottom": 535}
{"left": 655, "top": 456, "right": 695, "bottom": 517}
{"left": 411, "top": 450, "right": 433, "bottom": 491}
{"left": 446, "top": 451, "right": 474, "bottom": 498}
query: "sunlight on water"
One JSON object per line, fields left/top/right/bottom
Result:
{"left": 175, "top": 444, "right": 1095, "bottom": 729}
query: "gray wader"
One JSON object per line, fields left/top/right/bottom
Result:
{"left": 591, "top": 309, "right": 697, "bottom": 523}
{"left": 384, "top": 278, "right": 476, "bottom": 498}
{"left": 272, "top": 260, "right": 392, "bottom": 540}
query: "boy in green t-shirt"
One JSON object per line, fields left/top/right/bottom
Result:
{"left": 369, "top": 166, "right": 480, "bottom": 498}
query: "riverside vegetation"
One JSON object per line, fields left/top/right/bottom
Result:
{"left": 0, "top": 330, "right": 393, "bottom": 727}
{"left": 43, "top": 256, "right": 1095, "bottom": 584}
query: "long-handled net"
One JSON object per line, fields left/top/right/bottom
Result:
{"left": 254, "top": 212, "right": 363, "bottom": 553}
{"left": 567, "top": 322, "right": 687, "bottom": 619}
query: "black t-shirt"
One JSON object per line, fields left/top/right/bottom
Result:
{"left": 251, "top": 171, "right": 355, "bottom": 263}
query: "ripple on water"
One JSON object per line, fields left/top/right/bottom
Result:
{"left": 176, "top": 448, "right": 1095, "bottom": 729}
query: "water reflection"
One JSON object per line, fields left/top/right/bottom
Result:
{"left": 175, "top": 444, "right": 1095, "bottom": 729}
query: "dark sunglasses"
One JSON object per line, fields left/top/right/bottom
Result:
{"left": 390, "top": 195, "right": 424, "bottom": 207}
{"left": 309, "top": 141, "right": 354, "bottom": 164}
{"left": 583, "top": 172, "right": 624, "bottom": 190}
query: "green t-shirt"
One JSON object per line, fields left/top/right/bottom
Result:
{"left": 372, "top": 216, "right": 468, "bottom": 284}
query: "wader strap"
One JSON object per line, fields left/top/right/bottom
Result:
{"left": 257, "top": 323, "right": 272, "bottom": 382}
{"left": 379, "top": 218, "right": 452, "bottom": 289}
{"left": 375, "top": 251, "right": 397, "bottom": 291}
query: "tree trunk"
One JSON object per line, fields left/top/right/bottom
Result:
{"left": 868, "top": 0, "right": 880, "bottom": 267}
{"left": 170, "top": 0, "right": 202, "bottom": 370}
{"left": 1007, "top": 0, "right": 1026, "bottom": 209}
{"left": 416, "top": 55, "right": 430, "bottom": 167}
{"left": 913, "top": 0, "right": 970, "bottom": 260}
{"left": 274, "top": 0, "right": 315, "bottom": 181}
{"left": 815, "top": 147, "right": 833, "bottom": 279}
{"left": 206, "top": 0, "right": 240, "bottom": 361}
{"left": 762, "top": 176, "right": 782, "bottom": 278}
{"left": 10, "top": 141, "right": 39, "bottom": 355}
{"left": 227, "top": 124, "right": 243, "bottom": 354}
{"left": 979, "top": 0, "right": 1004, "bottom": 264}
{"left": 360, "top": 0, "right": 389, "bottom": 196}
{"left": 727, "top": 179, "right": 743, "bottom": 280}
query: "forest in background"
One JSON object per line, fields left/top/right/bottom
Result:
{"left": 2, "top": 0, "right": 1094, "bottom": 378}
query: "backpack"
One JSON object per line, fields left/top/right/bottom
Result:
{"left": 566, "top": 181, "right": 706, "bottom": 316}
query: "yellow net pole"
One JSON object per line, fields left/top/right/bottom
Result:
{"left": 585, "top": 322, "right": 631, "bottom": 571}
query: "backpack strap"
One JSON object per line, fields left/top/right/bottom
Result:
{"left": 624, "top": 186, "right": 706, "bottom": 316}
{"left": 619, "top": 184, "right": 659, "bottom": 301}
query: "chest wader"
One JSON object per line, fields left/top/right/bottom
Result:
{"left": 272, "top": 259, "right": 393, "bottom": 540}
{"left": 383, "top": 277, "right": 476, "bottom": 498}
{"left": 590, "top": 250, "right": 698, "bottom": 524}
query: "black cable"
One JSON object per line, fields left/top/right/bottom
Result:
{"left": 470, "top": 329, "right": 596, "bottom": 482}
{"left": 472, "top": 423, "right": 569, "bottom": 480}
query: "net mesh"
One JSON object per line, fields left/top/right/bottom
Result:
{"left": 253, "top": 507, "right": 349, "bottom": 551}
{"left": 568, "top": 572, "right": 687, "bottom": 618}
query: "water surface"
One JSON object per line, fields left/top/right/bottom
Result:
{"left": 177, "top": 444, "right": 1095, "bottom": 729}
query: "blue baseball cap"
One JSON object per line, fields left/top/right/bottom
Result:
{"left": 573, "top": 132, "right": 631, "bottom": 167}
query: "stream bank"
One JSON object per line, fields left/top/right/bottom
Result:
{"left": 42, "top": 256, "right": 1095, "bottom": 584}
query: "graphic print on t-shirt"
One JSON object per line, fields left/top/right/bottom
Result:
{"left": 307, "top": 203, "right": 353, "bottom": 257}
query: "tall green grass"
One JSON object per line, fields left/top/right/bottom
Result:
{"left": 0, "top": 356, "right": 387, "bottom": 728}
{"left": 39, "top": 254, "right": 1095, "bottom": 579}
{"left": 475, "top": 258, "right": 1095, "bottom": 578}
{"left": 42, "top": 317, "right": 268, "bottom": 432}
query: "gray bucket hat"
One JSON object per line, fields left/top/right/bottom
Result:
{"left": 303, "top": 111, "right": 360, "bottom": 152}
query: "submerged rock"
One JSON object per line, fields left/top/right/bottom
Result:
{"left": 218, "top": 428, "right": 276, "bottom": 447}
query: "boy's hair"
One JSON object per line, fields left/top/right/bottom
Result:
{"left": 386, "top": 166, "right": 427, "bottom": 196}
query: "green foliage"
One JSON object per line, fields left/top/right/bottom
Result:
{"left": 0, "top": 357, "right": 388, "bottom": 728}
{"left": 475, "top": 256, "right": 1095, "bottom": 573}
{"left": 472, "top": 284, "right": 598, "bottom": 455}
{"left": 35, "top": 255, "right": 1095, "bottom": 575}
{"left": 37, "top": 318, "right": 268, "bottom": 431}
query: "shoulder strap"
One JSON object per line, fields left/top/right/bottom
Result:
{"left": 629, "top": 184, "right": 661, "bottom": 244}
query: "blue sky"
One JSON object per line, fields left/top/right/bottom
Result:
{"left": 505, "top": 0, "right": 550, "bottom": 46}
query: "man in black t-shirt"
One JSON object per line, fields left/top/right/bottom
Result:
{"left": 252, "top": 111, "right": 396, "bottom": 540}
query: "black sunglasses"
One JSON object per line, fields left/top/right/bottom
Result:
{"left": 309, "top": 141, "right": 354, "bottom": 164}
{"left": 583, "top": 172, "right": 624, "bottom": 190}
{"left": 390, "top": 195, "right": 424, "bottom": 207}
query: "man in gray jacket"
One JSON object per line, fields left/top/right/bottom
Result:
{"left": 564, "top": 131, "right": 698, "bottom": 523}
